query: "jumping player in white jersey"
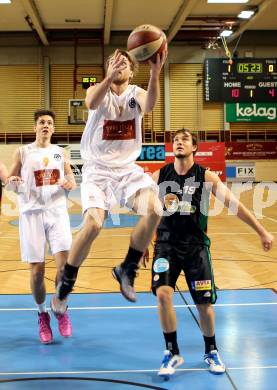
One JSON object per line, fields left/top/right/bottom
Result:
{"left": 6, "top": 109, "right": 76, "bottom": 344}
{"left": 51, "top": 48, "right": 166, "bottom": 313}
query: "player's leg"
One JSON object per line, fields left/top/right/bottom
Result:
{"left": 53, "top": 250, "right": 72, "bottom": 337}
{"left": 30, "top": 262, "right": 52, "bottom": 344}
{"left": 113, "top": 188, "right": 162, "bottom": 302}
{"left": 51, "top": 207, "right": 106, "bottom": 314}
{"left": 19, "top": 211, "right": 53, "bottom": 344}
{"left": 185, "top": 246, "right": 225, "bottom": 374}
{"left": 152, "top": 247, "right": 184, "bottom": 378}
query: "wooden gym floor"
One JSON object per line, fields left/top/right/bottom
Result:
{"left": 0, "top": 184, "right": 276, "bottom": 295}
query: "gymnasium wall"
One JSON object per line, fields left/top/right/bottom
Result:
{"left": 1, "top": 44, "right": 277, "bottom": 134}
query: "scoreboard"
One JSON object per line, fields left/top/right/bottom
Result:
{"left": 204, "top": 58, "right": 277, "bottom": 102}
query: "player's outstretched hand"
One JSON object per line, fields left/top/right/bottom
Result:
{"left": 60, "top": 179, "right": 75, "bottom": 191}
{"left": 260, "top": 231, "right": 274, "bottom": 251}
{"left": 107, "top": 49, "right": 128, "bottom": 81}
{"left": 148, "top": 48, "right": 168, "bottom": 75}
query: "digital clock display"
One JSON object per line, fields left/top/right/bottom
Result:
{"left": 204, "top": 58, "right": 277, "bottom": 102}
{"left": 237, "top": 63, "right": 263, "bottom": 73}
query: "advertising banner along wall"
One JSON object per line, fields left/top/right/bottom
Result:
{"left": 225, "top": 142, "right": 277, "bottom": 160}
{"left": 226, "top": 103, "right": 277, "bottom": 122}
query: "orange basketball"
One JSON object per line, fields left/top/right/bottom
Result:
{"left": 127, "top": 24, "right": 167, "bottom": 63}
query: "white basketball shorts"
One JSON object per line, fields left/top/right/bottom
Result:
{"left": 19, "top": 206, "right": 72, "bottom": 263}
{"left": 81, "top": 163, "right": 158, "bottom": 213}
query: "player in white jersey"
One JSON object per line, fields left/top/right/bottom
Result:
{"left": 6, "top": 109, "right": 76, "bottom": 344}
{"left": 51, "top": 48, "right": 166, "bottom": 313}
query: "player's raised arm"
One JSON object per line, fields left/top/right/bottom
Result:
{"left": 205, "top": 169, "right": 274, "bottom": 251}
{"left": 85, "top": 50, "right": 127, "bottom": 110}
{"left": 136, "top": 50, "right": 167, "bottom": 114}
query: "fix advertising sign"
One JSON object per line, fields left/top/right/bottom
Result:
{"left": 236, "top": 165, "right": 255, "bottom": 179}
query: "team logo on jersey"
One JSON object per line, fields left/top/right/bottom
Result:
{"left": 164, "top": 193, "right": 196, "bottom": 214}
{"left": 54, "top": 153, "right": 61, "bottom": 161}
{"left": 179, "top": 201, "right": 196, "bottom": 214}
{"left": 191, "top": 280, "right": 211, "bottom": 291}
{"left": 128, "top": 97, "right": 136, "bottom": 108}
{"left": 43, "top": 157, "right": 49, "bottom": 167}
{"left": 164, "top": 193, "right": 179, "bottom": 212}
{"left": 153, "top": 258, "right": 169, "bottom": 273}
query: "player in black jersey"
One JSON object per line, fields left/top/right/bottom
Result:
{"left": 150, "top": 128, "right": 274, "bottom": 378}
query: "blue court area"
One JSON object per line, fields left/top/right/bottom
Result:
{"left": 10, "top": 213, "right": 140, "bottom": 229}
{"left": 0, "top": 289, "right": 276, "bottom": 389}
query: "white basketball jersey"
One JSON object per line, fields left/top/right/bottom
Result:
{"left": 18, "top": 143, "right": 67, "bottom": 213}
{"left": 80, "top": 84, "right": 144, "bottom": 168}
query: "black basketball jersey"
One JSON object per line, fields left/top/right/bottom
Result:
{"left": 157, "top": 162, "right": 210, "bottom": 246}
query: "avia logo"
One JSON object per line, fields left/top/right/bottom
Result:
{"left": 236, "top": 103, "right": 276, "bottom": 120}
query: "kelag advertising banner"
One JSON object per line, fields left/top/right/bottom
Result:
{"left": 225, "top": 142, "right": 277, "bottom": 160}
{"left": 226, "top": 103, "right": 277, "bottom": 122}
{"left": 166, "top": 142, "right": 226, "bottom": 181}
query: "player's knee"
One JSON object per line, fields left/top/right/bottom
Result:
{"left": 196, "top": 303, "right": 212, "bottom": 316}
{"left": 156, "top": 287, "right": 173, "bottom": 307}
{"left": 84, "top": 213, "right": 103, "bottom": 236}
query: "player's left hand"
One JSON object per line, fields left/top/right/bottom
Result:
{"left": 260, "top": 231, "right": 274, "bottom": 251}
{"left": 148, "top": 47, "right": 168, "bottom": 75}
{"left": 60, "top": 179, "right": 75, "bottom": 191}
{"left": 140, "top": 248, "right": 150, "bottom": 268}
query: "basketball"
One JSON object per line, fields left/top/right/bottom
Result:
{"left": 127, "top": 24, "right": 167, "bottom": 63}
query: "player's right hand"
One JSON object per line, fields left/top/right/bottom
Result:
{"left": 260, "top": 231, "right": 274, "bottom": 251}
{"left": 107, "top": 49, "right": 128, "bottom": 81}
{"left": 5, "top": 176, "right": 23, "bottom": 192}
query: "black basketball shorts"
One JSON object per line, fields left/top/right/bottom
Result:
{"left": 151, "top": 242, "right": 217, "bottom": 304}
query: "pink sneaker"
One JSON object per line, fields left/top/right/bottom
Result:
{"left": 38, "top": 312, "right": 53, "bottom": 344}
{"left": 56, "top": 310, "right": 72, "bottom": 337}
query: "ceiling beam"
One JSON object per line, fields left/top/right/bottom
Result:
{"left": 166, "top": 0, "right": 198, "bottom": 44}
{"left": 228, "top": 0, "right": 276, "bottom": 43}
{"left": 21, "top": 0, "right": 48, "bottom": 45}
{"left": 103, "top": 0, "right": 114, "bottom": 45}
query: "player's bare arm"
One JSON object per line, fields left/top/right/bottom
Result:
{"left": 152, "top": 169, "right": 160, "bottom": 184}
{"left": 60, "top": 151, "right": 77, "bottom": 191}
{"left": 85, "top": 50, "right": 127, "bottom": 110}
{"left": 205, "top": 169, "right": 274, "bottom": 251}
{"left": 136, "top": 49, "right": 167, "bottom": 113}
{"left": 0, "top": 161, "right": 8, "bottom": 184}
{"left": 5, "top": 148, "right": 23, "bottom": 191}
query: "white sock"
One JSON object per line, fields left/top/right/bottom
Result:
{"left": 37, "top": 302, "right": 47, "bottom": 313}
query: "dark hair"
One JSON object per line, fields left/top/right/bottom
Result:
{"left": 105, "top": 50, "right": 138, "bottom": 79}
{"left": 173, "top": 128, "right": 198, "bottom": 155}
{"left": 34, "top": 109, "right": 56, "bottom": 123}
